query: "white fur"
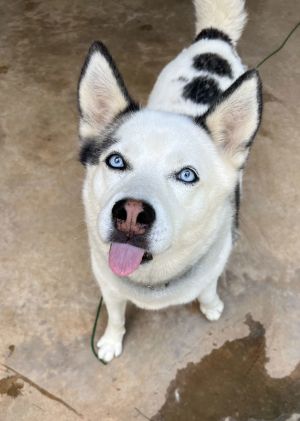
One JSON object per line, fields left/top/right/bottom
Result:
{"left": 193, "top": 0, "right": 247, "bottom": 45}
{"left": 78, "top": 0, "right": 261, "bottom": 362}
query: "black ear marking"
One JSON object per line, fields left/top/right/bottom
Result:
{"left": 234, "top": 183, "right": 241, "bottom": 229}
{"left": 193, "top": 117, "right": 210, "bottom": 134}
{"left": 117, "top": 102, "right": 140, "bottom": 118}
{"left": 194, "top": 69, "right": 263, "bottom": 169}
{"left": 204, "top": 69, "right": 262, "bottom": 120}
{"left": 194, "top": 28, "right": 232, "bottom": 45}
{"left": 78, "top": 40, "right": 141, "bottom": 163}
{"left": 195, "top": 69, "right": 263, "bottom": 133}
{"left": 231, "top": 181, "right": 241, "bottom": 242}
{"left": 77, "top": 40, "right": 138, "bottom": 118}
{"left": 183, "top": 76, "right": 221, "bottom": 104}
{"left": 193, "top": 53, "right": 233, "bottom": 78}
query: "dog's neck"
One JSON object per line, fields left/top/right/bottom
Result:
{"left": 91, "top": 217, "right": 232, "bottom": 311}
{"left": 131, "top": 218, "right": 232, "bottom": 290}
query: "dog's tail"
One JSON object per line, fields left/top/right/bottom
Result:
{"left": 193, "top": 0, "right": 247, "bottom": 45}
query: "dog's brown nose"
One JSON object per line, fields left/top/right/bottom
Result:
{"left": 112, "top": 199, "right": 155, "bottom": 237}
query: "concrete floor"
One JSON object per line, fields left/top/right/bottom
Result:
{"left": 1, "top": 0, "right": 300, "bottom": 420}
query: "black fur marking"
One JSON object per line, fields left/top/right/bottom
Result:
{"left": 194, "top": 69, "right": 263, "bottom": 148}
{"left": 193, "top": 117, "right": 210, "bottom": 134}
{"left": 79, "top": 139, "right": 100, "bottom": 166}
{"left": 79, "top": 97, "right": 140, "bottom": 167}
{"left": 193, "top": 53, "right": 233, "bottom": 78}
{"left": 234, "top": 183, "right": 241, "bottom": 228}
{"left": 183, "top": 76, "right": 221, "bottom": 104}
{"left": 116, "top": 102, "right": 140, "bottom": 119}
{"left": 194, "top": 28, "right": 232, "bottom": 45}
{"left": 178, "top": 76, "right": 188, "bottom": 82}
{"left": 79, "top": 136, "right": 117, "bottom": 166}
{"left": 77, "top": 41, "right": 136, "bottom": 117}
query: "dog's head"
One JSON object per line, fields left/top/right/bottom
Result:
{"left": 78, "top": 42, "right": 262, "bottom": 279}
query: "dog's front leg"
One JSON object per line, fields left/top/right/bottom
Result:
{"left": 198, "top": 278, "right": 224, "bottom": 321}
{"left": 97, "top": 287, "right": 127, "bottom": 363}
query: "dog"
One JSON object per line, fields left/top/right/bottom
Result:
{"left": 77, "top": 0, "right": 262, "bottom": 362}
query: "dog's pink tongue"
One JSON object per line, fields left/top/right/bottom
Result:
{"left": 109, "top": 242, "right": 145, "bottom": 276}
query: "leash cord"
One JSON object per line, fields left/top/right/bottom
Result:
{"left": 256, "top": 21, "right": 299, "bottom": 68}
{"left": 90, "top": 21, "right": 300, "bottom": 363}
{"left": 90, "top": 296, "right": 106, "bottom": 363}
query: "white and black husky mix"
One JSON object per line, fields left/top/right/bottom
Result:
{"left": 77, "top": 0, "right": 262, "bottom": 362}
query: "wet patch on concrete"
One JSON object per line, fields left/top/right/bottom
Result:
{"left": 8, "top": 344, "right": 15, "bottom": 357}
{"left": 24, "top": 0, "right": 39, "bottom": 13}
{"left": 152, "top": 315, "right": 300, "bottom": 421}
{"left": 220, "top": 414, "right": 300, "bottom": 421}
{"left": 0, "top": 375, "right": 24, "bottom": 398}
{"left": 139, "top": 23, "right": 153, "bottom": 31}
{"left": 0, "top": 65, "right": 9, "bottom": 74}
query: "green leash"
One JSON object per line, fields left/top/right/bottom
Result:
{"left": 90, "top": 296, "right": 106, "bottom": 364}
{"left": 90, "top": 21, "right": 300, "bottom": 363}
{"left": 256, "top": 21, "right": 299, "bottom": 68}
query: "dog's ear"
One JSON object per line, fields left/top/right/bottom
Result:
{"left": 200, "top": 70, "right": 262, "bottom": 169}
{"left": 78, "top": 41, "right": 137, "bottom": 139}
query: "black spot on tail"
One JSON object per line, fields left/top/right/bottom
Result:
{"left": 194, "top": 28, "right": 232, "bottom": 45}
{"left": 193, "top": 53, "right": 233, "bottom": 78}
{"left": 182, "top": 76, "right": 221, "bottom": 104}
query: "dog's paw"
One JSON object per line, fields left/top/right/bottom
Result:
{"left": 97, "top": 335, "right": 123, "bottom": 363}
{"left": 200, "top": 296, "right": 224, "bottom": 321}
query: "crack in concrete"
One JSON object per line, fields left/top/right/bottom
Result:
{"left": 1, "top": 363, "right": 84, "bottom": 418}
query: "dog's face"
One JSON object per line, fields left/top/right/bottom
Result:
{"left": 78, "top": 42, "right": 261, "bottom": 279}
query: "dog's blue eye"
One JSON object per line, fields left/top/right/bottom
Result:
{"left": 106, "top": 153, "right": 126, "bottom": 170}
{"left": 176, "top": 168, "right": 199, "bottom": 184}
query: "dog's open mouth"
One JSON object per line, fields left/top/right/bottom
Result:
{"left": 109, "top": 242, "right": 153, "bottom": 277}
{"left": 141, "top": 251, "right": 153, "bottom": 264}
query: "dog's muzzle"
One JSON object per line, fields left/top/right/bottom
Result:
{"left": 108, "top": 199, "right": 155, "bottom": 277}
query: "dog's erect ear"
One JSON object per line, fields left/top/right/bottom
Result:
{"left": 201, "top": 70, "right": 262, "bottom": 169}
{"left": 78, "top": 41, "right": 137, "bottom": 139}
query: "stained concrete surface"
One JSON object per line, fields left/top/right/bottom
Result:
{"left": 0, "top": 0, "right": 300, "bottom": 420}
{"left": 153, "top": 316, "right": 300, "bottom": 421}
